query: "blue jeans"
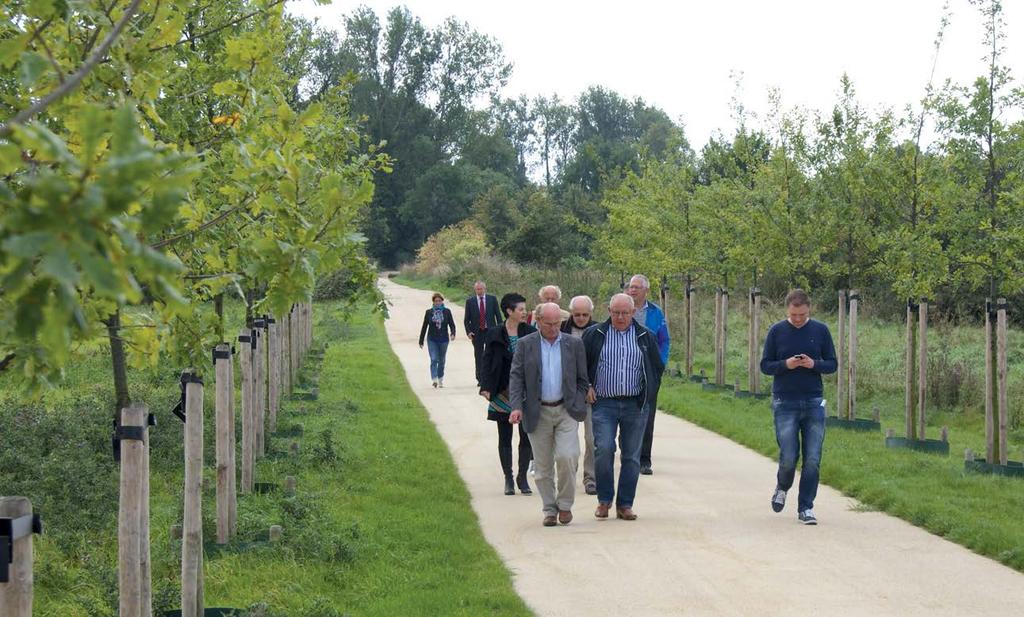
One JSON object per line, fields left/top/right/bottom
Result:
{"left": 592, "top": 396, "right": 648, "bottom": 508}
{"left": 427, "top": 339, "right": 449, "bottom": 379}
{"left": 772, "top": 396, "right": 826, "bottom": 512}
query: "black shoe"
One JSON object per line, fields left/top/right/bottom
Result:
{"left": 584, "top": 481, "right": 597, "bottom": 495}
{"left": 639, "top": 464, "right": 653, "bottom": 475}
{"left": 516, "top": 473, "right": 532, "bottom": 495}
{"left": 504, "top": 476, "right": 515, "bottom": 496}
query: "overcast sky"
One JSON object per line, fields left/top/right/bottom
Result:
{"left": 288, "top": 0, "right": 1022, "bottom": 149}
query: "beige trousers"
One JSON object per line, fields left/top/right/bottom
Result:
{"left": 528, "top": 404, "right": 580, "bottom": 515}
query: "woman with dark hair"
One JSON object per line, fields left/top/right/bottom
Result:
{"left": 418, "top": 292, "right": 457, "bottom": 388}
{"left": 479, "top": 292, "right": 536, "bottom": 495}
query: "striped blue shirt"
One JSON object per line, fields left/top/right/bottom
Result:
{"left": 595, "top": 324, "right": 643, "bottom": 398}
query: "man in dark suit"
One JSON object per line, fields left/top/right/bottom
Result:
{"left": 509, "top": 303, "right": 590, "bottom": 527}
{"left": 464, "top": 280, "right": 501, "bottom": 385}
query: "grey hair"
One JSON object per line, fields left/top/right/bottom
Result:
{"left": 569, "top": 295, "right": 594, "bottom": 312}
{"left": 609, "top": 293, "right": 634, "bottom": 308}
{"left": 630, "top": 274, "right": 650, "bottom": 289}
{"left": 538, "top": 285, "right": 562, "bottom": 300}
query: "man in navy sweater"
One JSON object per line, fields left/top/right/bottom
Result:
{"left": 760, "top": 289, "right": 837, "bottom": 525}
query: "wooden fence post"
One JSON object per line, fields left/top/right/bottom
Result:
{"left": 290, "top": 306, "right": 299, "bottom": 390}
{"left": 847, "top": 291, "right": 859, "bottom": 420}
{"left": 747, "top": 288, "right": 755, "bottom": 392}
{"left": 268, "top": 318, "right": 280, "bottom": 434}
{"left": 238, "top": 329, "right": 254, "bottom": 494}
{"left": 997, "top": 298, "right": 1009, "bottom": 466}
{"left": 752, "top": 289, "right": 761, "bottom": 394}
{"left": 905, "top": 301, "right": 917, "bottom": 440}
{"left": 0, "top": 497, "right": 36, "bottom": 617}
{"left": 837, "top": 290, "right": 846, "bottom": 418}
{"left": 181, "top": 375, "right": 204, "bottom": 617}
{"left": 713, "top": 288, "right": 722, "bottom": 386}
{"left": 720, "top": 290, "right": 729, "bottom": 387}
{"left": 214, "top": 344, "right": 234, "bottom": 545}
{"left": 117, "top": 403, "right": 150, "bottom": 617}
{"left": 918, "top": 301, "right": 928, "bottom": 439}
{"left": 254, "top": 323, "right": 265, "bottom": 459}
{"left": 686, "top": 283, "right": 695, "bottom": 377}
{"left": 985, "top": 299, "right": 994, "bottom": 463}
{"left": 226, "top": 344, "right": 236, "bottom": 536}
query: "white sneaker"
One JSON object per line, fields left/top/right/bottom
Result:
{"left": 529, "top": 460, "right": 535, "bottom": 476}
{"left": 798, "top": 509, "right": 817, "bottom": 525}
{"left": 438, "top": 378, "right": 444, "bottom": 388}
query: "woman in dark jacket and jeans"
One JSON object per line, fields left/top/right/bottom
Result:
{"left": 479, "top": 292, "right": 535, "bottom": 495}
{"left": 419, "top": 292, "right": 457, "bottom": 388}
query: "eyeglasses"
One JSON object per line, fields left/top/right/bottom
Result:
{"left": 610, "top": 311, "right": 633, "bottom": 317}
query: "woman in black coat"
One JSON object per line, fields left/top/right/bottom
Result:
{"left": 418, "top": 292, "right": 457, "bottom": 388}
{"left": 479, "top": 292, "right": 536, "bottom": 495}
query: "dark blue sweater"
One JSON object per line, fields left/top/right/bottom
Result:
{"left": 760, "top": 319, "right": 837, "bottom": 399}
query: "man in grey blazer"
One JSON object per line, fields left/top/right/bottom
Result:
{"left": 509, "top": 303, "right": 591, "bottom": 526}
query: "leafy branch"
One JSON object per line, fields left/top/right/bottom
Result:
{"left": 0, "top": 0, "right": 145, "bottom": 137}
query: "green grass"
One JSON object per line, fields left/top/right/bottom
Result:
{"left": 659, "top": 377, "right": 1024, "bottom": 572}
{"left": 22, "top": 303, "right": 531, "bottom": 616}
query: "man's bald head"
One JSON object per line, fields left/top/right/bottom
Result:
{"left": 537, "top": 302, "right": 563, "bottom": 342}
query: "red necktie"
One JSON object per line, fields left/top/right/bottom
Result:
{"left": 479, "top": 296, "right": 486, "bottom": 329}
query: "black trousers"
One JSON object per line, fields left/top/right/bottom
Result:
{"left": 640, "top": 384, "right": 660, "bottom": 467}
{"left": 472, "top": 331, "right": 488, "bottom": 385}
{"left": 497, "top": 419, "right": 532, "bottom": 475}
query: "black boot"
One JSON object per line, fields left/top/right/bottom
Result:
{"left": 499, "top": 446, "right": 515, "bottom": 495}
{"left": 517, "top": 430, "right": 533, "bottom": 494}
{"left": 516, "top": 468, "right": 532, "bottom": 495}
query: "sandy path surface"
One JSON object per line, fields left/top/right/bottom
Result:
{"left": 380, "top": 277, "right": 1024, "bottom": 616}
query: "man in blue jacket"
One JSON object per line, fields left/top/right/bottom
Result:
{"left": 626, "top": 274, "right": 670, "bottom": 475}
{"left": 760, "top": 289, "right": 837, "bottom": 525}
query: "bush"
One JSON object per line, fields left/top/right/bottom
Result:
{"left": 413, "top": 221, "right": 493, "bottom": 279}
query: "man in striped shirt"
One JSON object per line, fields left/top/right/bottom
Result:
{"left": 582, "top": 293, "right": 665, "bottom": 521}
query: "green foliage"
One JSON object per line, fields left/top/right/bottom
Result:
{"left": 1, "top": 1, "right": 385, "bottom": 389}
{"left": 412, "top": 220, "right": 493, "bottom": 282}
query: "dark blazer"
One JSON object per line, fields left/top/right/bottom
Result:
{"left": 508, "top": 332, "right": 590, "bottom": 433}
{"left": 479, "top": 322, "right": 536, "bottom": 396}
{"left": 418, "top": 307, "right": 456, "bottom": 346}
{"left": 464, "top": 293, "right": 501, "bottom": 337}
{"left": 582, "top": 319, "right": 665, "bottom": 413}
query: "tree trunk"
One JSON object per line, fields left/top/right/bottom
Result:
{"left": 104, "top": 310, "right": 131, "bottom": 423}
{"left": 213, "top": 293, "right": 224, "bottom": 341}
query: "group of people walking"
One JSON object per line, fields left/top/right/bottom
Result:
{"left": 419, "top": 278, "right": 836, "bottom": 527}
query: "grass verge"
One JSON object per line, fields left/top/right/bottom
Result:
{"left": 659, "top": 376, "right": 1024, "bottom": 572}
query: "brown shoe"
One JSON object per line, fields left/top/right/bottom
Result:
{"left": 558, "top": 510, "right": 573, "bottom": 525}
{"left": 616, "top": 507, "right": 637, "bottom": 520}
{"left": 543, "top": 515, "right": 557, "bottom": 527}
{"left": 595, "top": 503, "right": 610, "bottom": 519}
